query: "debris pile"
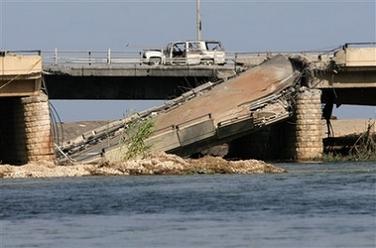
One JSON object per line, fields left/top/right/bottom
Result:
{"left": 0, "top": 152, "right": 286, "bottom": 179}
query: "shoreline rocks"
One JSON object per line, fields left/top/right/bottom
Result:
{"left": 0, "top": 152, "right": 286, "bottom": 179}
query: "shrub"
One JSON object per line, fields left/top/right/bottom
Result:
{"left": 120, "top": 118, "right": 154, "bottom": 161}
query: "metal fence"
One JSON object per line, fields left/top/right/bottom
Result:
{"left": 41, "top": 49, "right": 242, "bottom": 66}
{"left": 3, "top": 46, "right": 346, "bottom": 67}
{"left": 42, "top": 49, "right": 144, "bottom": 65}
{"left": 40, "top": 49, "right": 323, "bottom": 67}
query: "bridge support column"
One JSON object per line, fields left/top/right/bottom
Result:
{"left": 21, "top": 93, "right": 55, "bottom": 163}
{"left": 293, "top": 88, "right": 323, "bottom": 161}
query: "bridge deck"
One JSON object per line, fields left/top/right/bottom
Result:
{"left": 43, "top": 65, "right": 238, "bottom": 99}
{"left": 42, "top": 43, "right": 376, "bottom": 100}
{"left": 153, "top": 55, "right": 296, "bottom": 131}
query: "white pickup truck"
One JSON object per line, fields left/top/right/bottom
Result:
{"left": 143, "top": 40, "right": 226, "bottom": 66}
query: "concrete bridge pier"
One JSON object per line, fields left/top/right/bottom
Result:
{"left": 0, "top": 53, "right": 55, "bottom": 164}
{"left": 226, "top": 88, "right": 323, "bottom": 162}
{"left": 21, "top": 93, "right": 55, "bottom": 163}
{"left": 292, "top": 88, "right": 323, "bottom": 161}
{"left": 0, "top": 93, "right": 54, "bottom": 164}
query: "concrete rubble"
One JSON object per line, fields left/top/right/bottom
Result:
{"left": 0, "top": 152, "right": 286, "bottom": 179}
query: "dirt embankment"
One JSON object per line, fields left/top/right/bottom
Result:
{"left": 325, "top": 119, "right": 375, "bottom": 137}
{"left": 61, "top": 121, "right": 110, "bottom": 141}
{"left": 0, "top": 152, "right": 285, "bottom": 179}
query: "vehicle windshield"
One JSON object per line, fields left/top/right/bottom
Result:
{"left": 172, "top": 43, "right": 186, "bottom": 58}
{"left": 206, "top": 42, "right": 223, "bottom": 51}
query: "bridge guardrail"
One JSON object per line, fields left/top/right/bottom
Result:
{"left": 42, "top": 49, "right": 240, "bottom": 66}
{"left": 42, "top": 49, "right": 144, "bottom": 66}
{"left": 40, "top": 47, "right": 341, "bottom": 68}
{"left": 4, "top": 44, "right": 356, "bottom": 69}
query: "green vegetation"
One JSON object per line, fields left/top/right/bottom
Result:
{"left": 323, "top": 153, "right": 353, "bottom": 162}
{"left": 120, "top": 118, "right": 154, "bottom": 161}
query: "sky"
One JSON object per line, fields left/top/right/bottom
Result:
{"left": 1, "top": 0, "right": 375, "bottom": 121}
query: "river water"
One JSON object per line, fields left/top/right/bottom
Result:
{"left": 0, "top": 162, "right": 375, "bottom": 248}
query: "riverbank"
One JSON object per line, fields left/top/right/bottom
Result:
{"left": 0, "top": 152, "right": 285, "bottom": 179}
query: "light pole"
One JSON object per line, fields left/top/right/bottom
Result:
{"left": 196, "top": 0, "right": 202, "bottom": 40}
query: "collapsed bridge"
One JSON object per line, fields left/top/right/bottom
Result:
{"left": 59, "top": 55, "right": 320, "bottom": 163}
{"left": 3, "top": 43, "right": 374, "bottom": 165}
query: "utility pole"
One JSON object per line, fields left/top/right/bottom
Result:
{"left": 196, "top": 0, "right": 202, "bottom": 40}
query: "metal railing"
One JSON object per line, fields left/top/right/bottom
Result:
{"left": 42, "top": 49, "right": 236, "bottom": 66}
{"left": 42, "top": 49, "right": 143, "bottom": 65}
{"left": 7, "top": 43, "right": 374, "bottom": 67}
{"left": 40, "top": 47, "right": 342, "bottom": 67}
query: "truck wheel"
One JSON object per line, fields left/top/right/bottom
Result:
{"left": 201, "top": 59, "right": 214, "bottom": 65}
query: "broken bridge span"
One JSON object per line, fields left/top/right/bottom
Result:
{"left": 58, "top": 55, "right": 318, "bottom": 163}
{"left": 1, "top": 43, "right": 375, "bottom": 164}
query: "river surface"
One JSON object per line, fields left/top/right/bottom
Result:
{"left": 0, "top": 162, "right": 375, "bottom": 248}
